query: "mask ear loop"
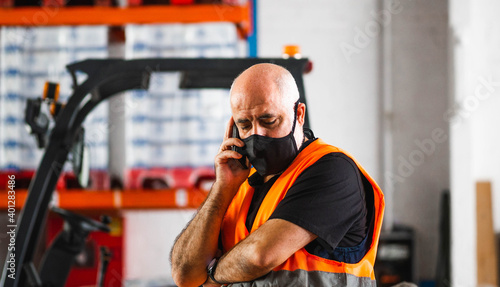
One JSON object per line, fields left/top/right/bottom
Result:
{"left": 290, "top": 100, "right": 300, "bottom": 151}
{"left": 291, "top": 100, "right": 299, "bottom": 133}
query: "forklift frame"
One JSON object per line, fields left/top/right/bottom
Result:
{"left": 0, "top": 58, "right": 310, "bottom": 286}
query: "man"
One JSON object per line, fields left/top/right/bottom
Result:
{"left": 170, "top": 63, "right": 384, "bottom": 286}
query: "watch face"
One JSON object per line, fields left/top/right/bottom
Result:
{"left": 208, "top": 258, "right": 217, "bottom": 272}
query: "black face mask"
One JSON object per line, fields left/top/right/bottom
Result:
{"left": 239, "top": 101, "right": 299, "bottom": 177}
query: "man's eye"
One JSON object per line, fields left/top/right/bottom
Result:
{"left": 264, "top": 120, "right": 277, "bottom": 126}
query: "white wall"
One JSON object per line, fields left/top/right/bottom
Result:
{"left": 258, "top": 0, "right": 381, "bottom": 181}
{"left": 124, "top": 210, "right": 196, "bottom": 284}
{"left": 389, "top": 0, "right": 449, "bottom": 281}
{"left": 450, "top": 0, "right": 500, "bottom": 285}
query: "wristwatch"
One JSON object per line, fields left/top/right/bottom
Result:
{"left": 207, "top": 258, "right": 224, "bottom": 285}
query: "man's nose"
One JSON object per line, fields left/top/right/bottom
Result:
{"left": 250, "top": 124, "right": 266, "bottom": 137}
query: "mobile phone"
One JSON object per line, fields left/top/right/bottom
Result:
{"left": 231, "top": 125, "right": 248, "bottom": 169}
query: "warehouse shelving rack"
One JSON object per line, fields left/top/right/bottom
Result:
{"left": 0, "top": 188, "right": 208, "bottom": 209}
{"left": 0, "top": 1, "right": 254, "bottom": 211}
{"left": 0, "top": 3, "right": 258, "bottom": 285}
{"left": 0, "top": 4, "right": 252, "bottom": 37}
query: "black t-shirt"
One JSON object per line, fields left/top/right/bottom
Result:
{"left": 244, "top": 136, "right": 370, "bottom": 257}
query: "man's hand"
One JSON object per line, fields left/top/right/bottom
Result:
{"left": 214, "top": 117, "right": 250, "bottom": 194}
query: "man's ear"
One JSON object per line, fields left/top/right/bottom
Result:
{"left": 297, "top": 102, "right": 306, "bottom": 126}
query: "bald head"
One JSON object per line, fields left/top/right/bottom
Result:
{"left": 230, "top": 63, "right": 300, "bottom": 119}
{"left": 229, "top": 63, "right": 305, "bottom": 141}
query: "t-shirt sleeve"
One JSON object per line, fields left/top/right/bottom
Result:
{"left": 269, "top": 152, "right": 367, "bottom": 249}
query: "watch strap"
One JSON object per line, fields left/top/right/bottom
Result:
{"left": 207, "top": 258, "right": 225, "bottom": 285}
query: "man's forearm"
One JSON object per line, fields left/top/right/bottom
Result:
{"left": 171, "top": 182, "right": 236, "bottom": 287}
{"left": 205, "top": 218, "right": 317, "bottom": 285}
{"left": 209, "top": 238, "right": 274, "bottom": 284}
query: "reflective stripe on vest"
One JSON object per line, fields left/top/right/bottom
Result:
{"left": 221, "top": 138, "right": 385, "bottom": 286}
{"left": 228, "top": 270, "right": 376, "bottom": 287}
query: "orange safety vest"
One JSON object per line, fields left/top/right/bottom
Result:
{"left": 221, "top": 139, "right": 385, "bottom": 286}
